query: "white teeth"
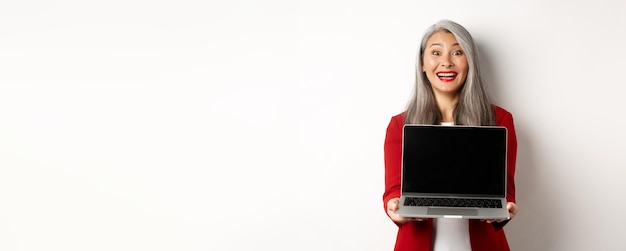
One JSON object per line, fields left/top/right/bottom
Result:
{"left": 437, "top": 72, "right": 456, "bottom": 77}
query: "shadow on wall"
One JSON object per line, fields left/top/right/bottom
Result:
{"left": 478, "top": 39, "right": 564, "bottom": 250}
{"left": 504, "top": 120, "right": 565, "bottom": 250}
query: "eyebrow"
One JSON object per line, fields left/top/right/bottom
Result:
{"left": 428, "top": 42, "right": 460, "bottom": 48}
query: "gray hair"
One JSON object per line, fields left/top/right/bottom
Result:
{"left": 405, "top": 20, "right": 495, "bottom": 126}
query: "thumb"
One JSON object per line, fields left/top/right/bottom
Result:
{"left": 388, "top": 198, "right": 399, "bottom": 211}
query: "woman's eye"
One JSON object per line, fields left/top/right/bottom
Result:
{"left": 453, "top": 50, "right": 463, "bottom": 56}
{"left": 432, "top": 51, "right": 440, "bottom": 56}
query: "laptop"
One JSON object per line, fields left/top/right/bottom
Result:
{"left": 395, "top": 124, "right": 510, "bottom": 220}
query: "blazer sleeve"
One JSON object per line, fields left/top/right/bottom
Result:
{"left": 495, "top": 107, "right": 518, "bottom": 204}
{"left": 383, "top": 114, "right": 404, "bottom": 215}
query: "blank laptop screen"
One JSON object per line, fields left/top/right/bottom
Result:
{"left": 402, "top": 125, "right": 507, "bottom": 197}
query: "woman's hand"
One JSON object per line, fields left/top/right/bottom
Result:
{"left": 484, "top": 202, "right": 518, "bottom": 224}
{"left": 386, "top": 198, "right": 426, "bottom": 224}
{"left": 506, "top": 202, "right": 518, "bottom": 220}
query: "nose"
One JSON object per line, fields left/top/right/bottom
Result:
{"left": 440, "top": 55, "right": 454, "bottom": 67}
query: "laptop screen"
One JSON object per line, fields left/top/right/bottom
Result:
{"left": 401, "top": 125, "right": 507, "bottom": 197}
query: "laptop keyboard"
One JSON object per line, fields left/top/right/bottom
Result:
{"left": 404, "top": 197, "right": 503, "bottom": 208}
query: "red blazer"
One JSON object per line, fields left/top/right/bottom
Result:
{"left": 383, "top": 106, "right": 518, "bottom": 251}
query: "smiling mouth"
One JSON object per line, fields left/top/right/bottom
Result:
{"left": 436, "top": 72, "right": 457, "bottom": 82}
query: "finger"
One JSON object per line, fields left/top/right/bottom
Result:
{"left": 390, "top": 210, "right": 409, "bottom": 223}
{"left": 388, "top": 199, "right": 400, "bottom": 211}
{"left": 507, "top": 202, "right": 518, "bottom": 219}
{"left": 398, "top": 217, "right": 410, "bottom": 224}
{"left": 390, "top": 214, "right": 408, "bottom": 223}
{"left": 507, "top": 202, "right": 518, "bottom": 212}
{"left": 386, "top": 199, "right": 400, "bottom": 218}
{"left": 392, "top": 200, "right": 399, "bottom": 210}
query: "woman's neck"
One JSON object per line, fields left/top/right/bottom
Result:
{"left": 435, "top": 94, "right": 460, "bottom": 122}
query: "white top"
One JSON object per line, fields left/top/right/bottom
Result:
{"left": 433, "top": 121, "right": 471, "bottom": 251}
{"left": 433, "top": 218, "right": 471, "bottom": 251}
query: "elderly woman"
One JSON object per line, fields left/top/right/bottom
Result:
{"left": 383, "top": 20, "right": 519, "bottom": 251}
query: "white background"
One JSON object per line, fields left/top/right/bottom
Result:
{"left": 1, "top": 1, "right": 625, "bottom": 250}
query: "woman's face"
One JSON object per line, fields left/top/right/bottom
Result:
{"left": 422, "top": 31, "right": 469, "bottom": 97}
